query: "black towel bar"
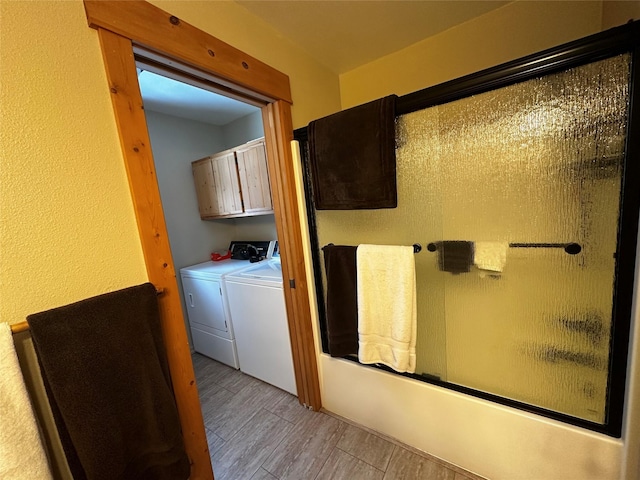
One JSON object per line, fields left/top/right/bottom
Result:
{"left": 426, "top": 242, "right": 582, "bottom": 255}
{"left": 509, "top": 243, "right": 582, "bottom": 254}
{"left": 323, "top": 243, "right": 422, "bottom": 253}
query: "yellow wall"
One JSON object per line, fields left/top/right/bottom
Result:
{"left": 0, "top": 0, "right": 340, "bottom": 328}
{"left": 602, "top": 0, "right": 640, "bottom": 29}
{"left": 339, "top": 1, "right": 603, "bottom": 109}
{"left": 0, "top": 0, "right": 147, "bottom": 325}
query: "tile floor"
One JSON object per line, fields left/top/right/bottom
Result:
{"left": 193, "top": 353, "right": 486, "bottom": 480}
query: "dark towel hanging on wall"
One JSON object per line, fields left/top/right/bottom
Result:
{"left": 308, "top": 95, "right": 398, "bottom": 209}
{"left": 28, "top": 283, "right": 190, "bottom": 480}
{"left": 322, "top": 245, "right": 359, "bottom": 357}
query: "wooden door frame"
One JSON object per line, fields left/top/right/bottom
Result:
{"left": 83, "top": 2, "right": 321, "bottom": 478}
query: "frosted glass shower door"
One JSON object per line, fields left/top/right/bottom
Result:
{"left": 311, "top": 47, "right": 633, "bottom": 428}
{"left": 396, "top": 54, "right": 630, "bottom": 423}
{"left": 315, "top": 99, "right": 448, "bottom": 380}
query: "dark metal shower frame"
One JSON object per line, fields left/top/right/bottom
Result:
{"left": 295, "top": 20, "right": 640, "bottom": 438}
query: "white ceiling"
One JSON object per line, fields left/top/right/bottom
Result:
{"left": 138, "top": 70, "right": 260, "bottom": 126}
{"left": 139, "top": 1, "right": 510, "bottom": 125}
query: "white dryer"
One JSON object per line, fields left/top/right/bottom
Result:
{"left": 180, "top": 241, "right": 273, "bottom": 368}
{"left": 225, "top": 255, "right": 297, "bottom": 394}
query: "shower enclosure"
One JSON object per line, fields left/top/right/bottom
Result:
{"left": 297, "top": 22, "right": 640, "bottom": 436}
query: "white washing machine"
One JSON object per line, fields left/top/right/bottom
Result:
{"left": 180, "top": 241, "right": 274, "bottom": 368}
{"left": 224, "top": 255, "right": 297, "bottom": 394}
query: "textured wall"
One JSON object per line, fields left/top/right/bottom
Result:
{"left": 0, "top": 0, "right": 340, "bottom": 325}
{"left": 0, "top": 1, "right": 148, "bottom": 325}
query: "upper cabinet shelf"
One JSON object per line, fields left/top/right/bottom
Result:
{"left": 191, "top": 138, "right": 273, "bottom": 219}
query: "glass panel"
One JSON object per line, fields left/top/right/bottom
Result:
{"left": 316, "top": 106, "right": 448, "bottom": 379}
{"left": 422, "top": 54, "right": 629, "bottom": 423}
{"left": 315, "top": 53, "right": 630, "bottom": 423}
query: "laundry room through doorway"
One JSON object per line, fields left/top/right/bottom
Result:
{"left": 136, "top": 65, "right": 296, "bottom": 398}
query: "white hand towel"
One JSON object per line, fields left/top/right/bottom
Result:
{"left": 474, "top": 242, "right": 508, "bottom": 272}
{"left": 0, "top": 324, "right": 52, "bottom": 480}
{"left": 357, "top": 244, "right": 417, "bottom": 373}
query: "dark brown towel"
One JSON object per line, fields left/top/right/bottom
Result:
{"left": 309, "top": 95, "right": 398, "bottom": 210}
{"left": 28, "top": 283, "right": 190, "bottom": 480}
{"left": 437, "top": 241, "right": 474, "bottom": 274}
{"left": 323, "top": 245, "right": 359, "bottom": 357}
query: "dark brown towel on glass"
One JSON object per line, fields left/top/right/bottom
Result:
{"left": 309, "top": 95, "right": 398, "bottom": 209}
{"left": 323, "top": 245, "right": 359, "bottom": 357}
{"left": 28, "top": 283, "right": 190, "bottom": 480}
{"left": 437, "top": 241, "right": 474, "bottom": 274}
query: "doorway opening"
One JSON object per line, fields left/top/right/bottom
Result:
{"left": 85, "top": 3, "right": 321, "bottom": 475}
{"left": 137, "top": 58, "right": 298, "bottom": 398}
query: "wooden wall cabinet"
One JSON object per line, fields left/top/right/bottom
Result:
{"left": 192, "top": 138, "right": 273, "bottom": 219}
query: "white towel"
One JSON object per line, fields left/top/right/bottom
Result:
{"left": 474, "top": 242, "right": 508, "bottom": 272}
{"left": 0, "top": 324, "right": 52, "bottom": 480}
{"left": 357, "top": 244, "right": 417, "bottom": 373}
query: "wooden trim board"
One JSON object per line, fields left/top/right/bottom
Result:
{"left": 84, "top": 2, "right": 321, "bottom": 478}
{"left": 96, "top": 28, "right": 213, "bottom": 479}
{"left": 262, "top": 101, "right": 322, "bottom": 408}
{"left": 84, "top": 0, "right": 292, "bottom": 103}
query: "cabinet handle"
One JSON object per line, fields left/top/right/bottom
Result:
{"left": 188, "top": 293, "right": 195, "bottom": 308}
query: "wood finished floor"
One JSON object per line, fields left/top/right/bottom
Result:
{"left": 193, "top": 353, "right": 485, "bottom": 480}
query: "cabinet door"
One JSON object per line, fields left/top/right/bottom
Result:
{"left": 181, "top": 276, "right": 228, "bottom": 333}
{"left": 236, "top": 139, "right": 273, "bottom": 214}
{"left": 211, "top": 151, "right": 243, "bottom": 216}
{"left": 191, "top": 158, "right": 220, "bottom": 218}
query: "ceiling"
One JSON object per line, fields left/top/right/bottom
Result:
{"left": 237, "top": 0, "right": 509, "bottom": 74}
{"left": 139, "top": 1, "right": 510, "bottom": 125}
{"left": 138, "top": 70, "right": 260, "bottom": 126}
